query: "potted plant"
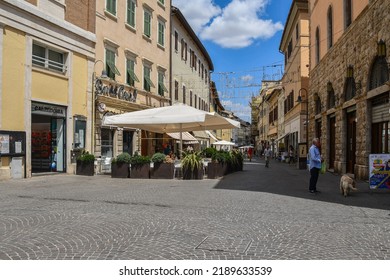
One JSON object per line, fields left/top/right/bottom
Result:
{"left": 181, "top": 151, "right": 204, "bottom": 180}
{"left": 130, "top": 153, "right": 151, "bottom": 178}
{"left": 205, "top": 148, "right": 220, "bottom": 179}
{"left": 151, "top": 152, "right": 175, "bottom": 179}
{"left": 231, "top": 149, "right": 244, "bottom": 172}
{"left": 76, "top": 150, "right": 95, "bottom": 176}
{"left": 111, "top": 152, "right": 131, "bottom": 178}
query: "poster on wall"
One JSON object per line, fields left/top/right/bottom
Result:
{"left": 0, "top": 134, "right": 10, "bottom": 154}
{"left": 369, "top": 154, "right": 390, "bottom": 189}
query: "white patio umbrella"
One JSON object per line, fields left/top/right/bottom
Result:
{"left": 103, "top": 103, "right": 240, "bottom": 155}
{"left": 212, "top": 140, "right": 236, "bottom": 146}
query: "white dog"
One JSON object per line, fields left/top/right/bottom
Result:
{"left": 340, "top": 174, "right": 358, "bottom": 197}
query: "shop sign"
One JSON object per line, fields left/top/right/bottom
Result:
{"left": 369, "top": 154, "right": 390, "bottom": 189}
{"left": 95, "top": 79, "right": 137, "bottom": 102}
{"left": 31, "top": 102, "right": 66, "bottom": 117}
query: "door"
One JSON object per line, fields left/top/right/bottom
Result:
{"left": 346, "top": 111, "right": 356, "bottom": 174}
{"left": 329, "top": 116, "right": 336, "bottom": 169}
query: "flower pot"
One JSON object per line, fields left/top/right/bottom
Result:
{"left": 182, "top": 166, "right": 204, "bottom": 180}
{"left": 151, "top": 162, "right": 174, "bottom": 179}
{"left": 111, "top": 163, "right": 130, "bottom": 178}
{"left": 207, "top": 162, "right": 220, "bottom": 179}
{"left": 130, "top": 163, "right": 150, "bottom": 178}
{"left": 76, "top": 160, "right": 94, "bottom": 176}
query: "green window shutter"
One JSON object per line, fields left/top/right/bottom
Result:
{"left": 127, "top": 0, "right": 136, "bottom": 27}
{"left": 144, "top": 11, "right": 151, "bottom": 37}
{"left": 158, "top": 22, "right": 164, "bottom": 46}
{"left": 107, "top": 0, "right": 116, "bottom": 15}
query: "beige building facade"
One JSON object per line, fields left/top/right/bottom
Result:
{"left": 308, "top": 0, "right": 389, "bottom": 179}
{"left": 0, "top": 0, "right": 95, "bottom": 179}
{"left": 279, "top": 0, "right": 310, "bottom": 164}
{"left": 93, "top": 0, "right": 171, "bottom": 161}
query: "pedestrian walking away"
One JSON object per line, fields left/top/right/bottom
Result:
{"left": 264, "top": 145, "right": 272, "bottom": 168}
{"left": 308, "top": 138, "right": 323, "bottom": 193}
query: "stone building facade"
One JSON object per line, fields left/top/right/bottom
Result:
{"left": 308, "top": 0, "right": 390, "bottom": 179}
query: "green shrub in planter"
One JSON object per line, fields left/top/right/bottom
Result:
{"left": 76, "top": 151, "right": 95, "bottom": 176}
{"left": 151, "top": 152, "right": 166, "bottom": 163}
{"left": 130, "top": 154, "right": 151, "bottom": 178}
{"left": 151, "top": 152, "right": 174, "bottom": 179}
{"left": 202, "top": 147, "right": 217, "bottom": 158}
{"left": 111, "top": 152, "right": 131, "bottom": 178}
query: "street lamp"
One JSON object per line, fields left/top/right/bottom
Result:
{"left": 296, "top": 88, "right": 309, "bottom": 168}
{"left": 91, "top": 60, "right": 107, "bottom": 154}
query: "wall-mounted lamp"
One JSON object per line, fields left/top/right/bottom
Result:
{"left": 377, "top": 39, "right": 386, "bottom": 57}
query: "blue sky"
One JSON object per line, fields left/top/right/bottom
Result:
{"left": 172, "top": 0, "right": 292, "bottom": 122}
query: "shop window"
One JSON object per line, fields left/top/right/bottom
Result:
{"left": 372, "top": 122, "right": 389, "bottom": 153}
{"left": 74, "top": 117, "right": 86, "bottom": 149}
{"left": 101, "top": 128, "right": 114, "bottom": 158}
{"left": 32, "top": 43, "right": 66, "bottom": 73}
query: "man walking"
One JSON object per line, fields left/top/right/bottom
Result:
{"left": 264, "top": 145, "right": 272, "bottom": 168}
{"left": 308, "top": 138, "right": 323, "bottom": 193}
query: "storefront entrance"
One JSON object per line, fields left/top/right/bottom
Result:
{"left": 31, "top": 102, "right": 66, "bottom": 173}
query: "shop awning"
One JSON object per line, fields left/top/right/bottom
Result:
{"left": 192, "top": 130, "right": 209, "bottom": 139}
{"left": 206, "top": 130, "right": 218, "bottom": 141}
{"left": 167, "top": 132, "right": 199, "bottom": 143}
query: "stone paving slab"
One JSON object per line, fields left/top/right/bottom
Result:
{"left": 0, "top": 159, "right": 389, "bottom": 260}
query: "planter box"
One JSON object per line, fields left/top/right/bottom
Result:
{"left": 207, "top": 162, "right": 220, "bottom": 179}
{"left": 151, "top": 163, "right": 174, "bottom": 179}
{"left": 219, "top": 163, "right": 228, "bottom": 177}
{"left": 182, "top": 166, "right": 204, "bottom": 180}
{"left": 111, "top": 163, "right": 130, "bottom": 178}
{"left": 130, "top": 163, "right": 150, "bottom": 179}
{"left": 76, "top": 160, "right": 94, "bottom": 176}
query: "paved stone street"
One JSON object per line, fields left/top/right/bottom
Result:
{"left": 0, "top": 158, "right": 390, "bottom": 260}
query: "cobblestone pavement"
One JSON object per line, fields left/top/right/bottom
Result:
{"left": 0, "top": 159, "right": 389, "bottom": 260}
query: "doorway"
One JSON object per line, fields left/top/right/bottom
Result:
{"left": 328, "top": 116, "right": 336, "bottom": 169}
{"left": 346, "top": 111, "right": 356, "bottom": 174}
{"left": 31, "top": 115, "right": 65, "bottom": 173}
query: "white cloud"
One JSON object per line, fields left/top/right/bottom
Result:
{"left": 172, "top": 0, "right": 221, "bottom": 34}
{"left": 221, "top": 99, "right": 251, "bottom": 122}
{"left": 241, "top": 75, "right": 253, "bottom": 82}
{"left": 200, "top": 0, "right": 283, "bottom": 48}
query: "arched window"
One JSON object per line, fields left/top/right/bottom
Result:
{"left": 327, "top": 82, "right": 336, "bottom": 109}
{"left": 327, "top": 6, "right": 333, "bottom": 49}
{"left": 315, "top": 27, "right": 320, "bottom": 64}
{"left": 344, "top": 0, "right": 352, "bottom": 29}
{"left": 315, "top": 96, "right": 322, "bottom": 115}
{"left": 368, "top": 40, "right": 389, "bottom": 90}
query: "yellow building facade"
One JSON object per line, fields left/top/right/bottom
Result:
{"left": 0, "top": 0, "right": 95, "bottom": 179}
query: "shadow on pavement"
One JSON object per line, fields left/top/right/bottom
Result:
{"left": 214, "top": 158, "right": 390, "bottom": 211}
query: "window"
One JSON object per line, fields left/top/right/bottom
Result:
{"left": 174, "top": 31, "right": 178, "bottom": 52}
{"left": 184, "top": 42, "right": 188, "bottom": 61}
{"left": 126, "top": 59, "right": 139, "bottom": 86}
{"left": 190, "top": 91, "right": 193, "bottom": 106}
{"left": 106, "top": 0, "right": 116, "bottom": 16}
{"left": 158, "top": 72, "right": 167, "bottom": 96}
{"left": 315, "top": 97, "right": 322, "bottom": 115}
{"left": 143, "top": 65, "right": 154, "bottom": 92}
{"left": 32, "top": 43, "right": 66, "bottom": 73}
{"left": 344, "top": 66, "right": 356, "bottom": 101}
{"left": 127, "top": 0, "right": 136, "bottom": 27}
{"left": 327, "top": 6, "right": 333, "bottom": 49}
{"left": 174, "top": 80, "right": 179, "bottom": 100}
{"left": 201, "top": 64, "right": 204, "bottom": 79}
{"left": 190, "top": 49, "right": 193, "bottom": 67}
{"left": 315, "top": 27, "right": 320, "bottom": 64}
{"left": 144, "top": 9, "right": 152, "bottom": 38}
{"left": 182, "top": 85, "right": 186, "bottom": 104}
{"left": 194, "top": 94, "right": 197, "bottom": 108}
{"left": 344, "top": 0, "right": 352, "bottom": 29}
{"left": 327, "top": 84, "right": 336, "bottom": 109}
{"left": 158, "top": 20, "right": 165, "bottom": 46}
{"left": 158, "top": 0, "right": 165, "bottom": 5}
{"left": 287, "top": 39, "right": 292, "bottom": 59}
{"left": 105, "top": 48, "right": 120, "bottom": 79}
{"left": 369, "top": 57, "right": 389, "bottom": 90}
{"left": 296, "top": 23, "right": 299, "bottom": 40}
